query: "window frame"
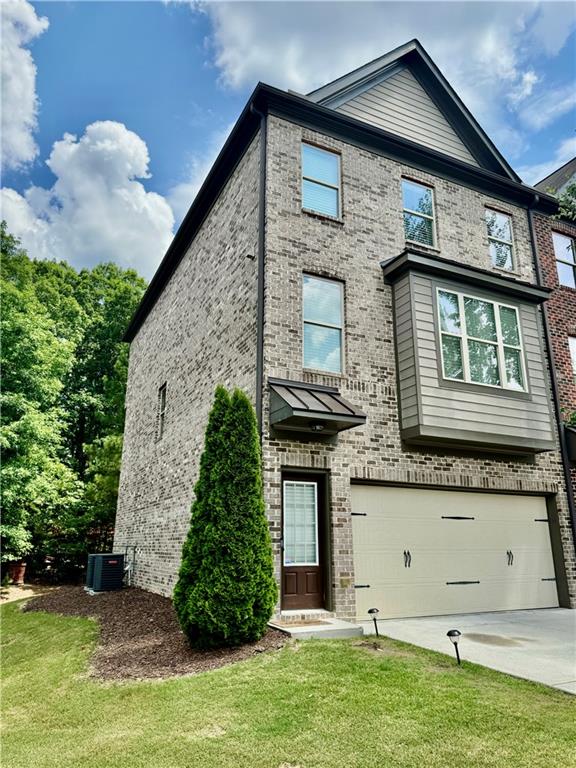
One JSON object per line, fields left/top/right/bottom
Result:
{"left": 282, "top": 480, "right": 319, "bottom": 567}
{"left": 569, "top": 337, "right": 576, "bottom": 380}
{"left": 552, "top": 231, "right": 576, "bottom": 288}
{"left": 302, "top": 273, "right": 345, "bottom": 374}
{"left": 301, "top": 142, "right": 342, "bottom": 219}
{"left": 436, "top": 287, "right": 528, "bottom": 393}
{"left": 402, "top": 178, "right": 437, "bottom": 249}
{"left": 485, "top": 207, "right": 515, "bottom": 271}
{"left": 157, "top": 382, "right": 167, "bottom": 440}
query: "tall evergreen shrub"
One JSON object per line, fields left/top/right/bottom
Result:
{"left": 173, "top": 386, "right": 277, "bottom": 648}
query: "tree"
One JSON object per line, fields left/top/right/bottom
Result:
{"left": 1, "top": 225, "right": 81, "bottom": 563}
{"left": 556, "top": 182, "right": 576, "bottom": 223}
{"left": 173, "top": 386, "right": 277, "bottom": 648}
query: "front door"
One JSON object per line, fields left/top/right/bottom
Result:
{"left": 281, "top": 477, "right": 324, "bottom": 610}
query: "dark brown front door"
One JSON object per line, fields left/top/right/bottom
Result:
{"left": 281, "top": 476, "right": 324, "bottom": 610}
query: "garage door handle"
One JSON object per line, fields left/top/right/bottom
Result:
{"left": 507, "top": 550, "right": 514, "bottom": 566}
{"left": 403, "top": 550, "right": 411, "bottom": 568}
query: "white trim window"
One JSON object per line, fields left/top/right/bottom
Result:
{"left": 402, "top": 179, "right": 435, "bottom": 247}
{"left": 301, "top": 143, "right": 341, "bottom": 218}
{"left": 486, "top": 209, "right": 514, "bottom": 270}
{"left": 437, "top": 288, "right": 526, "bottom": 391}
{"left": 283, "top": 481, "right": 319, "bottom": 566}
{"left": 157, "top": 382, "right": 167, "bottom": 439}
{"left": 303, "top": 274, "right": 344, "bottom": 373}
{"left": 553, "top": 232, "right": 576, "bottom": 288}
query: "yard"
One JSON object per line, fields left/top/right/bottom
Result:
{"left": 2, "top": 595, "right": 575, "bottom": 768}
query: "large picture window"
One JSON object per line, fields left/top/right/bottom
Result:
{"left": 303, "top": 275, "right": 344, "bottom": 373}
{"left": 486, "top": 209, "right": 514, "bottom": 270}
{"left": 402, "top": 179, "right": 435, "bottom": 247}
{"left": 301, "top": 143, "right": 340, "bottom": 218}
{"left": 437, "top": 288, "right": 526, "bottom": 391}
{"left": 553, "top": 232, "right": 576, "bottom": 288}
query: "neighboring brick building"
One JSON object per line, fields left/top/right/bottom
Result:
{"left": 115, "top": 41, "right": 576, "bottom": 620}
{"left": 534, "top": 159, "right": 576, "bottom": 491}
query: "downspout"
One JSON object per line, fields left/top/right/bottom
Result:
{"left": 251, "top": 103, "right": 267, "bottom": 436}
{"left": 527, "top": 195, "right": 576, "bottom": 546}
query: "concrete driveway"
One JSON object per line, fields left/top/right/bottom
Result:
{"left": 361, "top": 608, "right": 576, "bottom": 694}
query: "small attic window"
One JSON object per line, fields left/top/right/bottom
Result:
{"left": 402, "top": 179, "right": 435, "bottom": 247}
{"left": 301, "top": 143, "right": 341, "bottom": 218}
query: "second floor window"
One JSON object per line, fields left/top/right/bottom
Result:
{"left": 301, "top": 143, "right": 340, "bottom": 218}
{"left": 486, "top": 209, "right": 514, "bottom": 270}
{"left": 303, "top": 275, "right": 343, "bottom": 373}
{"left": 437, "top": 289, "right": 526, "bottom": 391}
{"left": 402, "top": 179, "right": 435, "bottom": 247}
{"left": 569, "top": 337, "right": 576, "bottom": 380}
{"left": 553, "top": 232, "right": 576, "bottom": 288}
{"left": 157, "top": 383, "right": 167, "bottom": 439}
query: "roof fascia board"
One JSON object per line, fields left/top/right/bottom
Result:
{"left": 307, "top": 40, "right": 418, "bottom": 102}
{"left": 380, "top": 248, "right": 552, "bottom": 303}
{"left": 319, "top": 63, "right": 405, "bottom": 109}
{"left": 123, "top": 89, "right": 261, "bottom": 342}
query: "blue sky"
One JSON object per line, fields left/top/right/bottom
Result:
{"left": 1, "top": 1, "right": 575, "bottom": 278}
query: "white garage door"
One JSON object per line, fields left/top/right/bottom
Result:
{"left": 351, "top": 485, "right": 559, "bottom": 620}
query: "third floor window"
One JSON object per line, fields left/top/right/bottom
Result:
{"left": 402, "top": 179, "right": 435, "bottom": 247}
{"left": 486, "top": 209, "right": 514, "bottom": 271}
{"left": 301, "top": 143, "right": 341, "bottom": 218}
{"left": 553, "top": 232, "right": 576, "bottom": 288}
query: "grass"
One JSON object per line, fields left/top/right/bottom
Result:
{"left": 1, "top": 602, "right": 575, "bottom": 768}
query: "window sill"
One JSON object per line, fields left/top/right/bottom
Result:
{"left": 492, "top": 265, "right": 522, "bottom": 279}
{"left": 405, "top": 239, "right": 440, "bottom": 253}
{"left": 302, "top": 208, "right": 344, "bottom": 226}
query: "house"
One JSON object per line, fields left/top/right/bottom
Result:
{"left": 114, "top": 40, "right": 575, "bottom": 621}
{"left": 534, "top": 158, "right": 576, "bottom": 490}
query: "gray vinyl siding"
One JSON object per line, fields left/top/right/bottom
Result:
{"left": 394, "top": 273, "right": 556, "bottom": 452}
{"left": 336, "top": 68, "right": 479, "bottom": 167}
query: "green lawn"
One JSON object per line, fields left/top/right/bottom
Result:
{"left": 2, "top": 602, "right": 575, "bottom": 768}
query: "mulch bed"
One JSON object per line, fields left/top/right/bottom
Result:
{"left": 23, "top": 586, "right": 287, "bottom": 681}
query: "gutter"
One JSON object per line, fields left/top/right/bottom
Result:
{"left": 250, "top": 103, "right": 267, "bottom": 436}
{"left": 527, "top": 196, "right": 576, "bottom": 547}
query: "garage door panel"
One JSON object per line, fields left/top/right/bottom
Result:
{"left": 351, "top": 486, "right": 559, "bottom": 620}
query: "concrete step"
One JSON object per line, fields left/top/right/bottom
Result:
{"left": 269, "top": 617, "right": 364, "bottom": 640}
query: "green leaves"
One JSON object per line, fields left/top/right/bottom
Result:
{"left": 173, "top": 386, "right": 277, "bottom": 649}
{"left": 0, "top": 222, "right": 146, "bottom": 569}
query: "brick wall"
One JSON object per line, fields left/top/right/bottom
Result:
{"left": 261, "top": 116, "right": 576, "bottom": 616}
{"left": 113, "top": 133, "right": 261, "bottom": 596}
{"left": 533, "top": 212, "right": 576, "bottom": 493}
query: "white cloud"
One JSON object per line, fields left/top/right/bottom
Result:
{"left": 1, "top": 0, "right": 49, "bottom": 171}
{"left": 517, "top": 136, "right": 576, "bottom": 185}
{"left": 518, "top": 83, "right": 576, "bottom": 130}
{"left": 1, "top": 121, "right": 174, "bottom": 278}
{"left": 200, "top": 1, "right": 576, "bottom": 160}
{"left": 168, "top": 123, "right": 233, "bottom": 224}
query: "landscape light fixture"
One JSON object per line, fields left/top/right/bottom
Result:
{"left": 447, "top": 629, "right": 462, "bottom": 665}
{"left": 368, "top": 607, "right": 380, "bottom": 637}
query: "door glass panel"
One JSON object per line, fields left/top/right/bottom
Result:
{"left": 284, "top": 482, "right": 318, "bottom": 566}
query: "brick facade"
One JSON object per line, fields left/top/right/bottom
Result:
{"left": 114, "top": 114, "right": 576, "bottom": 614}
{"left": 114, "top": 134, "right": 260, "bottom": 595}
{"left": 533, "top": 212, "right": 576, "bottom": 493}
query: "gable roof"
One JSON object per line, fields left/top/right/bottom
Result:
{"left": 307, "top": 40, "right": 520, "bottom": 181}
{"left": 534, "top": 157, "right": 576, "bottom": 195}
